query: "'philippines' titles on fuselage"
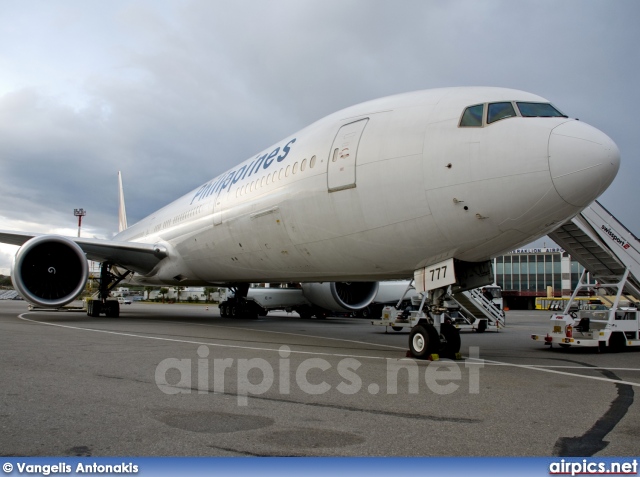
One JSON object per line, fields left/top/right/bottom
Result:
{"left": 190, "top": 138, "right": 297, "bottom": 204}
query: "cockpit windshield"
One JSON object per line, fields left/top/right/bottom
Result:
{"left": 459, "top": 101, "right": 568, "bottom": 128}
{"left": 487, "top": 102, "right": 516, "bottom": 124}
{"left": 459, "top": 104, "right": 483, "bottom": 127}
{"left": 516, "top": 102, "right": 567, "bottom": 118}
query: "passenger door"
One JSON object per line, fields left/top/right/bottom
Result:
{"left": 327, "top": 118, "right": 368, "bottom": 192}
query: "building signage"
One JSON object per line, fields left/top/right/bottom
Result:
{"left": 509, "top": 248, "right": 564, "bottom": 254}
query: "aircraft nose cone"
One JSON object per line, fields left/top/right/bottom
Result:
{"left": 549, "top": 121, "right": 620, "bottom": 207}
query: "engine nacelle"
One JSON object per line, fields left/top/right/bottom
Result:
{"left": 12, "top": 235, "right": 89, "bottom": 308}
{"left": 301, "top": 282, "right": 379, "bottom": 312}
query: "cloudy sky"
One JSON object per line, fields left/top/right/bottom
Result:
{"left": 0, "top": 0, "right": 638, "bottom": 274}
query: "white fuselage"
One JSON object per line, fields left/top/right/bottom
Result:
{"left": 115, "top": 87, "right": 620, "bottom": 286}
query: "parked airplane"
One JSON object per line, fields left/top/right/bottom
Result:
{"left": 227, "top": 280, "right": 417, "bottom": 319}
{"left": 0, "top": 87, "right": 620, "bottom": 357}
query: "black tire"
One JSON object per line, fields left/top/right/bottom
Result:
{"left": 408, "top": 323, "right": 440, "bottom": 359}
{"left": 105, "top": 301, "right": 119, "bottom": 318}
{"left": 246, "top": 303, "right": 260, "bottom": 319}
{"left": 608, "top": 332, "right": 626, "bottom": 353}
{"left": 230, "top": 305, "right": 237, "bottom": 317}
{"left": 439, "top": 322, "right": 461, "bottom": 358}
{"left": 359, "top": 307, "right": 371, "bottom": 318}
{"left": 219, "top": 304, "right": 227, "bottom": 317}
{"left": 391, "top": 326, "right": 403, "bottom": 332}
{"left": 298, "top": 308, "right": 312, "bottom": 319}
{"left": 87, "top": 300, "right": 102, "bottom": 317}
{"left": 476, "top": 319, "right": 487, "bottom": 333}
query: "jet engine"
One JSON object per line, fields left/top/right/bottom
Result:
{"left": 301, "top": 282, "right": 379, "bottom": 312}
{"left": 11, "top": 235, "right": 89, "bottom": 308}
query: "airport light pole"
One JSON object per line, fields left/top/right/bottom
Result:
{"left": 74, "top": 208, "right": 86, "bottom": 237}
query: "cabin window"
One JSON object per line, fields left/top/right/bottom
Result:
{"left": 310, "top": 155, "right": 317, "bottom": 169}
{"left": 293, "top": 162, "right": 299, "bottom": 174}
{"left": 459, "top": 104, "right": 484, "bottom": 127}
{"left": 487, "top": 102, "right": 516, "bottom": 124}
{"left": 301, "top": 158, "right": 307, "bottom": 171}
{"left": 516, "top": 102, "right": 566, "bottom": 118}
{"left": 285, "top": 165, "right": 291, "bottom": 177}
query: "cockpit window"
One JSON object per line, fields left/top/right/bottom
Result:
{"left": 516, "top": 102, "right": 567, "bottom": 118}
{"left": 460, "top": 104, "right": 484, "bottom": 127}
{"left": 487, "top": 102, "right": 516, "bottom": 124}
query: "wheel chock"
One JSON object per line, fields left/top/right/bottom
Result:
{"left": 428, "top": 354, "right": 440, "bottom": 361}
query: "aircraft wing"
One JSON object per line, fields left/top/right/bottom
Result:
{"left": 0, "top": 231, "right": 37, "bottom": 248}
{"left": 0, "top": 230, "right": 167, "bottom": 275}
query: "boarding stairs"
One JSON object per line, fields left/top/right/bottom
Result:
{"left": 451, "top": 289, "right": 506, "bottom": 328}
{"left": 548, "top": 200, "right": 640, "bottom": 300}
{"left": 0, "top": 290, "right": 19, "bottom": 300}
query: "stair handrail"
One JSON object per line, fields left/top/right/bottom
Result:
{"left": 466, "top": 288, "right": 506, "bottom": 326}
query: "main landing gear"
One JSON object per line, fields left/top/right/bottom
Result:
{"left": 86, "top": 262, "right": 132, "bottom": 318}
{"left": 218, "top": 283, "right": 266, "bottom": 319}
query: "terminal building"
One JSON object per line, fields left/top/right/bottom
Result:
{"left": 493, "top": 247, "right": 595, "bottom": 310}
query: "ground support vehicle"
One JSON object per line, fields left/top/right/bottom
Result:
{"left": 372, "top": 300, "right": 500, "bottom": 334}
{"left": 532, "top": 269, "right": 639, "bottom": 351}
